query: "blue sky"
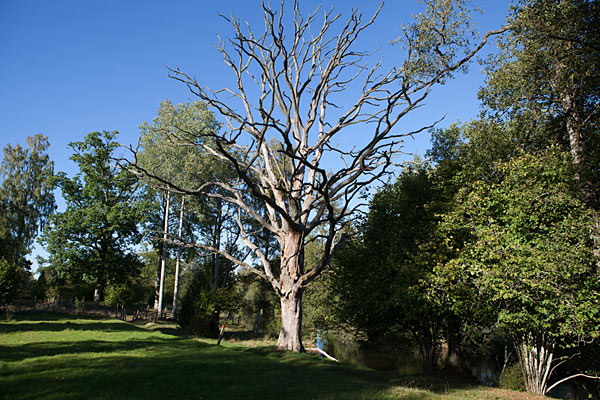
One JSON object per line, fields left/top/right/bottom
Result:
{"left": 0, "top": 0, "right": 512, "bottom": 269}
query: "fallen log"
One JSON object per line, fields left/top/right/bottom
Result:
{"left": 306, "top": 347, "right": 338, "bottom": 362}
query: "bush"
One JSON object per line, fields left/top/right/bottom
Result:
{"left": 499, "top": 362, "right": 525, "bottom": 391}
{"left": 238, "top": 270, "right": 279, "bottom": 336}
{"left": 178, "top": 267, "right": 238, "bottom": 337}
{"left": 0, "top": 258, "right": 20, "bottom": 302}
{"left": 104, "top": 279, "right": 147, "bottom": 308}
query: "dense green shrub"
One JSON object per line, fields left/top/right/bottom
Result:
{"left": 499, "top": 362, "right": 525, "bottom": 391}
{"left": 104, "top": 278, "right": 148, "bottom": 308}
{"left": 178, "top": 267, "right": 238, "bottom": 337}
{"left": 0, "top": 258, "right": 20, "bottom": 302}
{"left": 238, "top": 270, "right": 279, "bottom": 336}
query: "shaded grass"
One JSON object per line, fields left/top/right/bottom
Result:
{"left": 0, "top": 313, "right": 545, "bottom": 400}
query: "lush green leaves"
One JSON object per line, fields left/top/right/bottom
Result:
{"left": 438, "top": 149, "right": 599, "bottom": 340}
{"left": 40, "top": 131, "right": 146, "bottom": 299}
{"left": 334, "top": 165, "right": 446, "bottom": 358}
{"left": 0, "top": 257, "right": 20, "bottom": 302}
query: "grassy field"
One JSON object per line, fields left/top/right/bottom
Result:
{"left": 0, "top": 312, "right": 545, "bottom": 400}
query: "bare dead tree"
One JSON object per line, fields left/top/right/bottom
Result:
{"left": 129, "top": 0, "right": 507, "bottom": 351}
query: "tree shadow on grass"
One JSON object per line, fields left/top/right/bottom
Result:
{"left": 0, "top": 336, "right": 206, "bottom": 363}
{"left": 0, "top": 321, "right": 150, "bottom": 334}
{"left": 0, "top": 314, "right": 482, "bottom": 399}
{"left": 8, "top": 312, "right": 110, "bottom": 322}
{"left": 1, "top": 313, "right": 153, "bottom": 334}
{"left": 150, "top": 325, "right": 183, "bottom": 337}
{"left": 222, "top": 330, "right": 267, "bottom": 341}
{"left": 2, "top": 340, "right": 421, "bottom": 400}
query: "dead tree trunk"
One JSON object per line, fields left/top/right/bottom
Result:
{"left": 276, "top": 230, "right": 305, "bottom": 352}
{"left": 278, "top": 290, "right": 304, "bottom": 352}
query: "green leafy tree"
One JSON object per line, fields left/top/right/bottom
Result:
{"left": 437, "top": 149, "right": 599, "bottom": 394}
{"left": 480, "top": 0, "right": 600, "bottom": 207}
{"left": 334, "top": 165, "right": 449, "bottom": 370}
{"left": 137, "top": 99, "right": 226, "bottom": 318}
{"left": 0, "top": 134, "right": 55, "bottom": 269}
{"left": 41, "top": 131, "right": 146, "bottom": 303}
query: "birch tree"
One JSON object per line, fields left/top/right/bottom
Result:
{"left": 134, "top": 0, "right": 506, "bottom": 351}
{"left": 480, "top": 0, "right": 600, "bottom": 207}
{"left": 138, "top": 100, "right": 220, "bottom": 317}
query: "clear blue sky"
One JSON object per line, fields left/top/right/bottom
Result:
{"left": 0, "top": 0, "right": 512, "bottom": 269}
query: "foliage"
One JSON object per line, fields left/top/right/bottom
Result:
{"left": 40, "top": 131, "right": 146, "bottom": 301}
{"left": 0, "top": 134, "right": 55, "bottom": 269}
{"left": 177, "top": 263, "right": 239, "bottom": 337}
{"left": 481, "top": 0, "right": 600, "bottom": 124}
{"left": 137, "top": 99, "right": 229, "bottom": 256}
{"left": 333, "top": 165, "right": 451, "bottom": 369}
{"left": 440, "top": 149, "right": 598, "bottom": 338}
{"left": 137, "top": 100, "right": 236, "bottom": 318}
{"left": 302, "top": 270, "right": 339, "bottom": 339}
{"left": 137, "top": 99, "right": 221, "bottom": 188}
{"left": 237, "top": 269, "right": 280, "bottom": 336}
{"left": 433, "top": 148, "right": 599, "bottom": 393}
{"left": 104, "top": 278, "right": 148, "bottom": 308}
{"left": 499, "top": 362, "right": 526, "bottom": 392}
{"left": 0, "top": 258, "right": 20, "bottom": 302}
{"left": 480, "top": 0, "right": 600, "bottom": 202}
{"left": 302, "top": 228, "right": 345, "bottom": 338}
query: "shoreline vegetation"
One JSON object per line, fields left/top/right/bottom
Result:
{"left": 0, "top": 311, "right": 546, "bottom": 400}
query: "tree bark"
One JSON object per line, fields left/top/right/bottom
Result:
{"left": 153, "top": 252, "right": 161, "bottom": 310}
{"left": 212, "top": 199, "right": 222, "bottom": 288}
{"left": 154, "top": 192, "right": 168, "bottom": 311}
{"left": 559, "top": 88, "right": 596, "bottom": 208}
{"left": 277, "top": 290, "right": 304, "bottom": 352}
{"left": 515, "top": 332, "right": 554, "bottom": 395}
{"left": 94, "top": 248, "right": 107, "bottom": 304}
{"left": 276, "top": 230, "right": 305, "bottom": 352}
{"left": 253, "top": 304, "right": 262, "bottom": 333}
{"left": 93, "top": 274, "right": 105, "bottom": 304}
{"left": 172, "top": 195, "right": 185, "bottom": 319}
{"left": 157, "top": 190, "right": 170, "bottom": 319}
{"left": 557, "top": 68, "right": 600, "bottom": 276}
{"left": 414, "top": 327, "right": 438, "bottom": 372}
{"left": 445, "top": 319, "right": 461, "bottom": 370}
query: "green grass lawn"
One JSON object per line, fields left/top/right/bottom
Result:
{"left": 0, "top": 312, "right": 545, "bottom": 400}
